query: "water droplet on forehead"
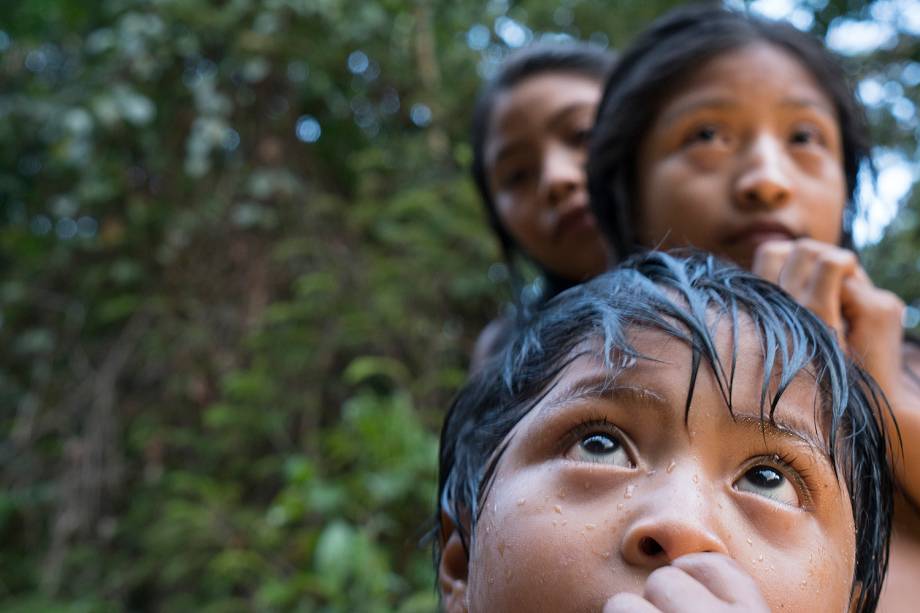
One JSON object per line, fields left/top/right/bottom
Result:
{"left": 624, "top": 484, "right": 636, "bottom": 499}
{"left": 666, "top": 460, "right": 677, "bottom": 473}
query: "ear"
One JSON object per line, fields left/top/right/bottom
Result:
{"left": 438, "top": 512, "right": 470, "bottom": 613}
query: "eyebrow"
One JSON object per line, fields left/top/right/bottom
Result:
{"left": 538, "top": 373, "right": 826, "bottom": 452}
{"left": 538, "top": 374, "right": 671, "bottom": 418}
{"left": 657, "top": 94, "right": 836, "bottom": 129}
{"left": 491, "top": 102, "right": 593, "bottom": 165}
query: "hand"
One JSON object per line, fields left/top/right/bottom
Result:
{"left": 751, "top": 239, "right": 904, "bottom": 370}
{"left": 602, "top": 553, "right": 769, "bottom": 612}
{"left": 752, "top": 239, "right": 920, "bottom": 499}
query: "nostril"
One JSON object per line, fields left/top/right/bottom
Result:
{"left": 638, "top": 536, "right": 664, "bottom": 557}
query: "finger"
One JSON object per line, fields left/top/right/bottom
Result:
{"left": 603, "top": 592, "right": 662, "bottom": 613}
{"left": 840, "top": 276, "right": 904, "bottom": 379}
{"left": 775, "top": 240, "right": 822, "bottom": 297}
{"left": 751, "top": 240, "right": 794, "bottom": 283}
{"left": 807, "top": 248, "right": 858, "bottom": 321}
{"left": 671, "top": 553, "right": 765, "bottom": 605}
{"left": 643, "top": 565, "right": 724, "bottom": 612}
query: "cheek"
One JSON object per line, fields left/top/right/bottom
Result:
{"left": 739, "top": 507, "right": 855, "bottom": 612}
{"left": 468, "top": 467, "right": 621, "bottom": 611}
{"left": 801, "top": 169, "right": 847, "bottom": 244}
{"left": 638, "top": 166, "right": 725, "bottom": 248}
{"left": 495, "top": 195, "right": 542, "bottom": 243}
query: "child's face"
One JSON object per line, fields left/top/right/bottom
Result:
{"left": 463, "top": 323, "right": 855, "bottom": 612}
{"left": 635, "top": 43, "right": 847, "bottom": 270}
{"left": 486, "top": 72, "right": 609, "bottom": 280}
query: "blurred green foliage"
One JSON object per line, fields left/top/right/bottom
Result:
{"left": 0, "top": 0, "right": 918, "bottom": 611}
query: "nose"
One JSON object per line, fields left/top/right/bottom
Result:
{"left": 733, "top": 135, "right": 792, "bottom": 210}
{"left": 539, "top": 144, "right": 584, "bottom": 207}
{"left": 619, "top": 478, "right": 728, "bottom": 569}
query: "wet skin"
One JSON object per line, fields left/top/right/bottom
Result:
{"left": 485, "top": 72, "right": 609, "bottom": 282}
{"left": 443, "top": 325, "right": 856, "bottom": 612}
{"left": 634, "top": 43, "right": 920, "bottom": 611}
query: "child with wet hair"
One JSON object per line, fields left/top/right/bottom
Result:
{"left": 585, "top": 5, "right": 920, "bottom": 607}
{"left": 436, "top": 251, "right": 893, "bottom": 612}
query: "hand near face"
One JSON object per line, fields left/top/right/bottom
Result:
{"left": 603, "top": 553, "right": 769, "bottom": 613}
{"left": 752, "top": 238, "right": 920, "bottom": 498}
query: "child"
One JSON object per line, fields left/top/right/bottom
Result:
{"left": 436, "top": 251, "right": 892, "bottom": 612}
{"left": 585, "top": 5, "right": 920, "bottom": 608}
{"left": 469, "top": 42, "right": 616, "bottom": 369}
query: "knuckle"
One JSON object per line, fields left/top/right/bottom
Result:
{"left": 819, "top": 248, "right": 856, "bottom": 269}
{"left": 645, "top": 565, "right": 682, "bottom": 592}
{"left": 878, "top": 291, "right": 905, "bottom": 317}
{"left": 757, "top": 240, "right": 790, "bottom": 258}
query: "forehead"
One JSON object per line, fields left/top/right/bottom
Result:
{"left": 486, "top": 73, "right": 600, "bottom": 144}
{"left": 541, "top": 318, "right": 827, "bottom": 444}
{"left": 656, "top": 42, "right": 836, "bottom": 116}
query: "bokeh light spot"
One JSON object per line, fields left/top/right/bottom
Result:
{"left": 466, "top": 24, "right": 490, "bottom": 50}
{"left": 31, "top": 216, "right": 52, "bottom": 236}
{"left": 410, "top": 103, "right": 432, "bottom": 127}
{"left": 347, "top": 50, "right": 369, "bottom": 75}
{"left": 494, "top": 17, "right": 531, "bottom": 48}
{"left": 77, "top": 216, "right": 99, "bottom": 238}
{"left": 56, "top": 218, "right": 78, "bottom": 240}
{"left": 295, "top": 115, "right": 321, "bottom": 142}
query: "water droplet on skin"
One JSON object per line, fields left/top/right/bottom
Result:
{"left": 800, "top": 580, "right": 807, "bottom": 588}
{"left": 561, "top": 520, "right": 567, "bottom": 526}
{"left": 517, "top": 498, "right": 526, "bottom": 506}
{"left": 489, "top": 577, "right": 495, "bottom": 585}
{"left": 758, "top": 553, "right": 764, "bottom": 561}
{"left": 624, "top": 484, "right": 636, "bottom": 499}
{"left": 554, "top": 504, "right": 563, "bottom": 514}
{"left": 558, "top": 490, "right": 567, "bottom": 499}
{"left": 692, "top": 474, "right": 699, "bottom": 484}
{"left": 617, "top": 503, "right": 624, "bottom": 510}
{"left": 585, "top": 523, "right": 596, "bottom": 530}
{"left": 666, "top": 460, "right": 677, "bottom": 473}
{"left": 746, "top": 538, "right": 753, "bottom": 546}
{"left": 646, "top": 469, "right": 657, "bottom": 477}
{"left": 584, "top": 482, "right": 591, "bottom": 490}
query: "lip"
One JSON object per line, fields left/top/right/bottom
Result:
{"left": 723, "top": 222, "right": 798, "bottom": 248}
{"left": 554, "top": 206, "right": 597, "bottom": 241}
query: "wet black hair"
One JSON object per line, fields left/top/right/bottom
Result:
{"left": 436, "top": 250, "right": 892, "bottom": 612}
{"left": 587, "top": 3, "right": 871, "bottom": 261}
{"left": 471, "top": 41, "right": 616, "bottom": 296}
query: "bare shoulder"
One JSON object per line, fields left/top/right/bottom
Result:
{"left": 470, "top": 317, "right": 514, "bottom": 374}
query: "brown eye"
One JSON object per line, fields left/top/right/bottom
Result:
{"left": 568, "top": 432, "right": 634, "bottom": 467}
{"left": 684, "top": 124, "right": 728, "bottom": 149}
{"left": 569, "top": 127, "right": 591, "bottom": 147}
{"left": 734, "top": 464, "right": 800, "bottom": 507}
{"left": 790, "top": 125, "right": 824, "bottom": 146}
{"left": 694, "top": 126, "right": 719, "bottom": 141}
{"left": 502, "top": 167, "right": 534, "bottom": 189}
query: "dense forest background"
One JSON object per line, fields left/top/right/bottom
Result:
{"left": 1, "top": 0, "right": 918, "bottom": 611}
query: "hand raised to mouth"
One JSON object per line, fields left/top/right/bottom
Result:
{"left": 602, "top": 553, "right": 770, "bottom": 613}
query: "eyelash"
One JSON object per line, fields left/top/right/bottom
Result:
{"left": 741, "top": 451, "right": 815, "bottom": 508}
{"left": 560, "top": 416, "right": 635, "bottom": 463}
